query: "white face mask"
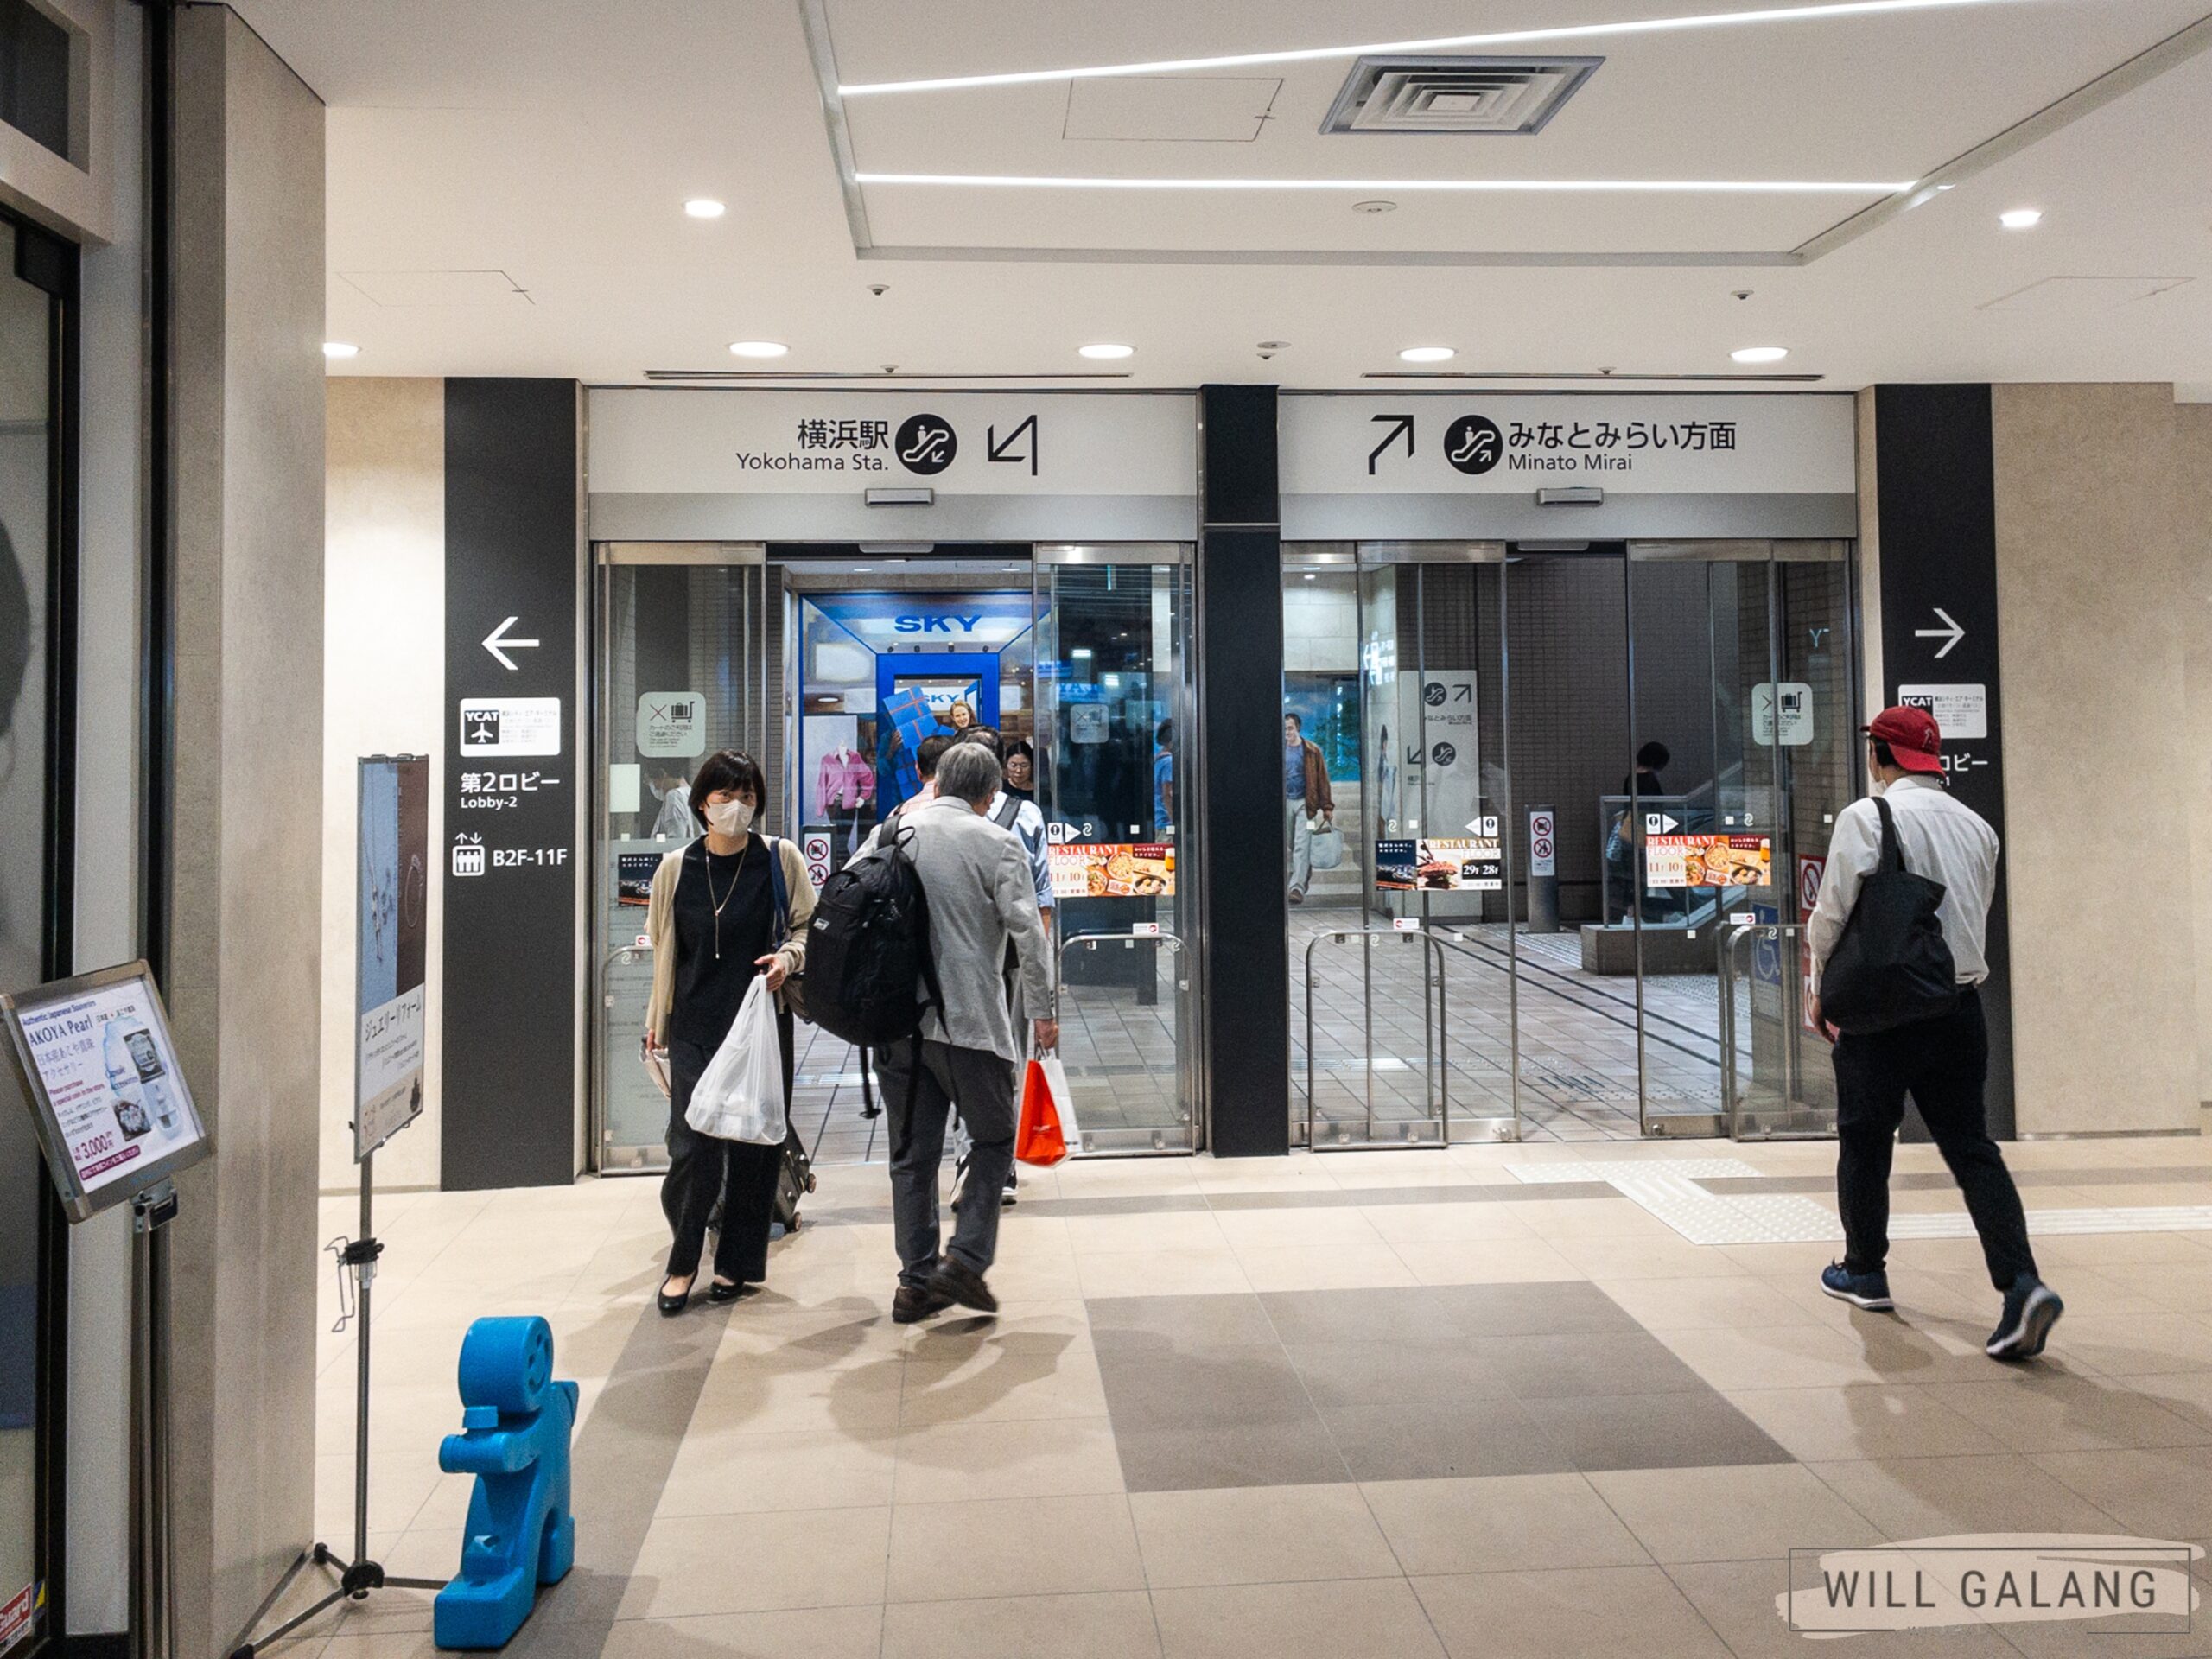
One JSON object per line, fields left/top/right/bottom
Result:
{"left": 704, "top": 798, "right": 754, "bottom": 836}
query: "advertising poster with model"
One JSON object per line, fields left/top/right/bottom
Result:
{"left": 1, "top": 961, "right": 209, "bottom": 1222}
{"left": 357, "top": 756, "right": 429, "bottom": 1160}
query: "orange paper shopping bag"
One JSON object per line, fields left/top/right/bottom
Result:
{"left": 1014, "top": 1056, "right": 1074, "bottom": 1166}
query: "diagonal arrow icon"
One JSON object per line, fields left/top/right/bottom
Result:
{"left": 482, "top": 615, "right": 540, "bottom": 671}
{"left": 987, "top": 413, "right": 1039, "bottom": 476}
{"left": 1367, "top": 414, "right": 1414, "bottom": 474}
{"left": 1914, "top": 607, "right": 1966, "bottom": 659}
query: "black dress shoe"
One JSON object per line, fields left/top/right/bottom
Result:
{"left": 925, "top": 1255, "right": 997, "bottom": 1315}
{"left": 892, "top": 1283, "right": 955, "bottom": 1325}
{"left": 707, "top": 1279, "right": 753, "bottom": 1305}
{"left": 657, "top": 1277, "right": 694, "bottom": 1317}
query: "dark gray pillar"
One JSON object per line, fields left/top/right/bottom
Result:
{"left": 1195, "top": 386, "right": 1288, "bottom": 1157}
{"left": 1870, "top": 385, "right": 2012, "bottom": 1137}
{"left": 442, "top": 378, "right": 584, "bottom": 1188}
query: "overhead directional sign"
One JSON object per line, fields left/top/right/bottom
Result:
{"left": 588, "top": 389, "right": 1194, "bottom": 498}
{"left": 1283, "top": 394, "right": 1857, "bottom": 496}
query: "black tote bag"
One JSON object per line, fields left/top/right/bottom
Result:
{"left": 1819, "top": 796, "right": 1959, "bottom": 1035}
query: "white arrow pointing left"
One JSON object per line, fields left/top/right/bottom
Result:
{"left": 482, "top": 615, "right": 540, "bottom": 671}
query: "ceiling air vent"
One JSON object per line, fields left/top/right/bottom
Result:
{"left": 1322, "top": 56, "right": 1601, "bottom": 136}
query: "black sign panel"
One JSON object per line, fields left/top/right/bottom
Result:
{"left": 442, "top": 379, "right": 581, "bottom": 1189}
{"left": 1872, "top": 384, "right": 2012, "bottom": 1135}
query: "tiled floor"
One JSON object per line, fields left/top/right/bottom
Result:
{"left": 279, "top": 1130, "right": 2212, "bottom": 1658}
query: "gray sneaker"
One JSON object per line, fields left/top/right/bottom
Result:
{"left": 1986, "top": 1276, "right": 2063, "bottom": 1361}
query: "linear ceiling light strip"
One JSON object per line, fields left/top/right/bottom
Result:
{"left": 838, "top": 0, "right": 2044, "bottom": 95}
{"left": 854, "top": 174, "right": 1912, "bottom": 193}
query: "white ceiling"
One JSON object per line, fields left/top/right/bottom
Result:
{"left": 241, "top": 0, "right": 2212, "bottom": 390}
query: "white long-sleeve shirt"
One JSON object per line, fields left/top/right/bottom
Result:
{"left": 1808, "top": 775, "right": 1999, "bottom": 986}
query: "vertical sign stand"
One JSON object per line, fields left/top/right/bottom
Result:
{"left": 2, "top": 962, "right": 213, "bottom": 1659}
{"left": 128, "top": 1179, "right": 177, "bottom": 1659}
{"left": 229, "top": 757, "right": 435, "bottom": 1657}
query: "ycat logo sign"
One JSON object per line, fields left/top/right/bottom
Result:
{"left": 894, "top": 413, "right": 957, "bottom": 475}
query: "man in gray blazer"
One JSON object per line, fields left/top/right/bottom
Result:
{"left": 873, "top": 741, "right": 1056, "bottom": 1322}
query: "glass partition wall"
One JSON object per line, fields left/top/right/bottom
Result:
{"left": 594, "top": 547, "right": 772, "bottom": 1170}
{"left": 1033, "top": 546, "right": 1196, "bottom": 1153}
{"left": 1287, "top": 539, "right": 1856, "bottom": 1145}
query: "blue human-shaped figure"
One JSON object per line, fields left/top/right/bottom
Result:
{"left": 433, "top": 1316, "right": 579, "bottom": 1649}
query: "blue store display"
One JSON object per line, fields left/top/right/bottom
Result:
{"left": 434, "top": 1316, "right": 579, "bottom": 1650}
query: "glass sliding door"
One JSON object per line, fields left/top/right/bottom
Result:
{"left": 1503, "top": 549, "right": 1647, "bottom": 1137}
{"left": 1034, "top": 545, "right": 1196, "bottom": 1153}
{"left": 0, "top": 209, "right": 63, "bottom": 1656}
{"left": 1290, "top": 546, "right": 1517, "bottom": 1147}
{"left": 1624, "top": 541, "right": 1858, "bottom": 1135}
{"left": 592, "top": 545, "right": 770, "bottom": 1170}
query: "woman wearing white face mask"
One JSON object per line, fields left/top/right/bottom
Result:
{"left": 643, "top": 748, "right": 817, "bottom": 1313}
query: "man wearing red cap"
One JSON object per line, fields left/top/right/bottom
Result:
{"left": 1807, "top": 705, "right": 2063, "bottom": 1360}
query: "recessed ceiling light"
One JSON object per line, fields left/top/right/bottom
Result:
{"left": 1999, "top": 207, "right": 2043, "bottom": 230}
{"left": 1353, "top": 199, "right": 1398, "bottom": 214}
{"left": 857, "top": 172, "right": 1912, "bottom": 194}
{"left": 1078, "top": 342, "right": 1135, "bottom": 359}
{"left": 728, "top": 340, "right": 789, "bottom": 358}
{"left": 322, "top": 341, "right": 359, "bottom": 359}
{"left": 683, "top": 199, "right": 727, "bottom": 219}
{"left": 1400, "top": 346, "right": 1456, "bottom": 363}
{"left": 839, "top": 0, "right": 2036, "bottom": 96}
{"left": 1731, "top": 346, "right": 1789, "bottom": 364}
{"left": 1304, "top": 572, "right": 1317, "bottom": 581}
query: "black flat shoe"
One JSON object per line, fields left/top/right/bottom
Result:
{"left": 893, "top": 1282, "right": 955, "bottom": 1325}
{"left": 657, "top": 1276, "right": 694, "bottom": 1317}
{"left": 707, "top": 1279, "right": 753, "bottom": 1304}
{"left": 926, "top": 1255, "right": 997, "bottom": 1316}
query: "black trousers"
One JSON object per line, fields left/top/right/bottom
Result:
{"left": 660, "top": 1014, "right": 793, "bottom": 1283}
{"left": 1833, "top": 988, "right": 2037, "bottom": 1291}
{"left": 877, "top": 1039, "right": 1019, "bottom": 1288}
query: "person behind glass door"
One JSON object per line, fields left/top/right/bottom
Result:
{"left": 645, "top": 762, "right": 695, "bottom": 840}
{"left": 1003, "top": 740, "right": 1036, "bottom": 804}
{"left": 1609, "top": 741, "right": 1672, "bottom": 924}
{"left": 1153, "top": 721, "right": 1174, "bottom": 834}
{"left": 1284, "top": 712, "right": 1332, "bottom": 906}
{"left": 642, "top": 748, "right": 816, "bottom": 1315}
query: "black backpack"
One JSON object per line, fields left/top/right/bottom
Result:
{"left": 798, "top": 824, "right": 941, "bottom": 1049}
{"left": 1819, "top": 795, "right": 1960, "bottom": 1035}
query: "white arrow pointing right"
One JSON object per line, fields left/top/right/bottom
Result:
{"left": 1914, "top": 607, "right": 1966, "bottom": 659}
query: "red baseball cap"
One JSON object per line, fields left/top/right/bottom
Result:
{"left": 1865, "top": 704, "right": 1945, "bottom": 773}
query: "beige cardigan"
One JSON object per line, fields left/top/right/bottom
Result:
{"left": 644, "top": 836, "right": 816, "bottom": 1047}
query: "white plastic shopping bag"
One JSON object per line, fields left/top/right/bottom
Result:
{"left": 684, "top": 976, "right": 788, "bottom": 1144}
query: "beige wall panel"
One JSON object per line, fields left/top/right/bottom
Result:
{"left": 321, "top": 377, "right": 446, "bottom": 1189}
{"left": 168, "top": 9, "right": 327, "bottom": 1654}
{"left": 1992, "top": 384, "right": 2203, "bottom": 1135}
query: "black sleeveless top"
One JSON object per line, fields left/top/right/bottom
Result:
{"left": 669, "top": 838, "right": 776, "bottom": 1049}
